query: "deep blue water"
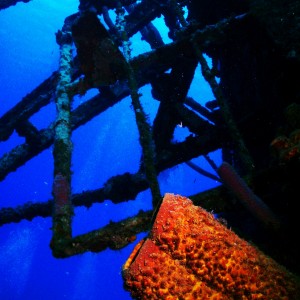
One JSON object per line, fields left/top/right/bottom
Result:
{"left": 0, "top": 1, "right": 221, "bottom": 299}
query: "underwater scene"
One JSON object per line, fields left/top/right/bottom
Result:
{"left": 1, "top": 0, "right": 300, "bottom": 299}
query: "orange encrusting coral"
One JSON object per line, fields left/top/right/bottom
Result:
{"left": 270, "top": 129, "right": 300, "bottom": 162}
{"left": 122, "top": 193, "right": 300, "bottom": 299}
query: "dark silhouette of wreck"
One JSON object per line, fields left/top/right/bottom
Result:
{"left": 1, "top": 0, "right": 300, "bottom": 276}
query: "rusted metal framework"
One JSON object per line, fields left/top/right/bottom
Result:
{"left": 1, "top": 0, "right": 300, "bottom": 275}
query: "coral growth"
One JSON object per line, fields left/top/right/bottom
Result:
{"left": 123, "top": 193, "right": 300, "bottom": 299}
{"left": 52, "top": 172, "right": 70, "bottom": 215}
{"left": 271, "top": 129, "right": 300, "bottom": 162}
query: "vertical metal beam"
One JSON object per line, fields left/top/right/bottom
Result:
{"left": 51, "top": 27, "right": 74, "bottom": 256}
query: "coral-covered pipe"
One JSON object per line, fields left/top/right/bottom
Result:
{"left": 123, "top": 194, "right": 300, "bottom": 299}
{"left": 51, "top": 27, "right": 74, "bottom": 255}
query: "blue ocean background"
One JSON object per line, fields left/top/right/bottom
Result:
{"left": 0, "top": 1, "right": 221, "bottom": 299}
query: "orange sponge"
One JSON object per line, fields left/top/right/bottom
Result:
{"left": 123, "top": 193, "right": 300, "bottom": 299}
